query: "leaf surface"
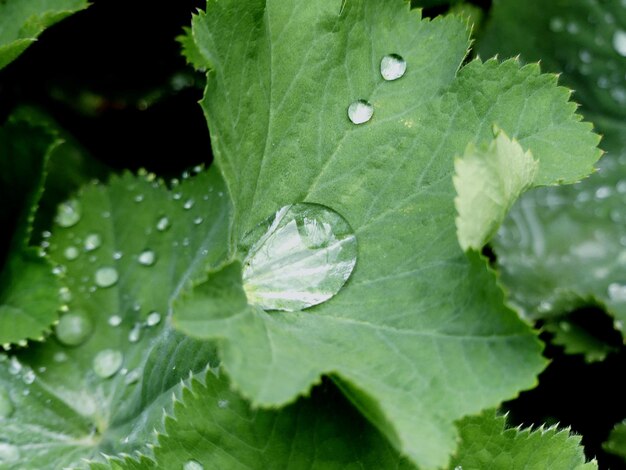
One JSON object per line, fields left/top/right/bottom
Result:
{"left": 0, "top": 0, "right": 89, "bottom": 70}
{"left": 479, "top": 0, "right": 626, "bottom": 331}
{"left": 174, "top": 1, "right": 601, "bottom": 467}
{"left": 451, "top": 411, "right": 596, "bottom": 469}
{"left": 0, "top": 168, "right": 230, "bottom": 469}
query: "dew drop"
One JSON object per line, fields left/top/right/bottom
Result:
{"left": 217, "top": 399, "right": 229, "bottom": 409}
{"left": 93, "top": 349, "right": 123, "bottom": 378}
{"left": 137, "top": 250, "right": 157, "bottom": 266}
{"left": 549, "top": 17, "right": 564, "bottom": 32}
{"left": 156, "top": 216, "right": 171, "bottom": 232}
{"left": 22, "top": 369, "right": 35, "bottom": 385}
{"left": 108, "top": 315, "right": 122, "bottom": 327}
{"left": 240, "top": 203, "right": 357, "bottom": 311}
{"left": 95, "top": 267, "right": 119, "bottom": 288}
{"left": 134, "top": 194, "right": 144, "bottom": 203}
{"left": 146, "top": 311, "right": 161, "bottom": 327}
{"left": 64, "top": 246, "right": 79, "bottom": 261}
{"left": 113, "top": 251, "right": 123, "bottom": 260}
{"left": 53, "top": 351, "right": 68, "bottom": 363}
{"left": 0, "top": 388, "right": 14, "bottom": 419}
{"left": 128, "top": 323, "right": 142, "bottom": 343}
{"left": 55, "top": 199, "right": 81, "bottom": 227}
{"left": 84, "top": 234, "right": 102, "bottom": 251}
{"left": 183, "top": 460, "right": 204, "bottom": 470}
{"left": 8, "top": 357, "right": 21, "bottom": 375}
{"left": 347, "top": 99, "right": 373, "bottom": 124}
{"left": 124, "top": 368, "right": 141, "bottom": 385}
{"left": 578, "top": 49, "right": 592, "bottom": 63}
{"left": 194, "top": 216, "right": 204, "bottom": 225}
{"left": 0, "top": 442, "right": 20, "bottom": 463}
{"left": 608, "top": 283, "right": 626, "bottom": 303}
{"left": 613, "top": 29, "right": 626, "bottom": 57}
{"left": 380, "top": 53, "right": 406, "bottom": 80}
{"left": 55, "top": 310, "right": 93, "bottom": 346}
{"left": 183, "top": 198, "right": 195, "bottom": 210}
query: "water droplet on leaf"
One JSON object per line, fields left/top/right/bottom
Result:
{"left": 137, "top": 250, "right": 156, "bottom": 266}
{"left": 380, "top": 53, "right": 406, "bottom": 80}
{"left": 95, "top": 267, "right": 119, "bottom": 288}
{"left": 183, "top": 460, "right": 204, "bottom": 470}
{"left": 128, "top": 323, "right": 142, "bottom": 343}
{"left": 84, "top": 234, "right": 102, "bottom": 251}
{"left": 55, "top": 200, "right": 81, "bottom": 227}
{"left": 55, "top": 310, "right": 93, "bottom": 346}
{"left": 93, "top": 349, "right": 123, "bottom": 378}
{"left": 240, "top": 203, "right": 357, "bottom": 311}
{"left": 0, "top": 388, "right": 14, "bottom": 419}
{"left": 608, "top": 283, "right": 626, "bottom": 302}
{"left": 347, "top": 100, "right": 373, "bottom": 124}
{"left": 613, "top": 29, "right": 626, "bottom": 57}
{"left": 183, "top": 198, "right": 195, "bottom": 210}
{"left": 146, "top": 311, "right": 161, "bottom": 326}
{"left": 108, "top": 315, "right": 122, "bottom": 327}
{"left": 64, "top": 246, "right": 79, "bottom": 260}
{"left": 156, "top": 216, "right": 171, "bottom": 232}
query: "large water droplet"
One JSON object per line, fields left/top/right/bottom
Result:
{"left": 55, "top": 310, "right": 93, "bottom": 346}
{"left": 0, "top": 388, "right": 14, "bottom": 419}
{"left": 55, "top": 200, "right": 81, "bottom": 227}
{"left": 380, "top": 53, "right": 406, "bottom": 81}
{"left": 95, "top": 267, "right": 119, "bottom": 288}
{"left": 84, "top": 233, "right": 102, "bottom": 251}
{"left": 613, "top": 29, "right": 626, "bottom": 57}
{"left": 347, "top": 100, "right": 373, "bottom": 124}
{"left": 138, "top": 250, "right": 156, "bottom": 266}
{"left": 156, "top": 216, "right": 171, "bottom": 232}
{"left": 240, "top": 203, "right": 357, "bottom": 311}
{"left": 183, "top": 460, "right": 204, "bottom": 470}
{"left": 0, "top": 442, "right": 19, "bottom": 463}
{"left": 93, "top": 349, "right": 123, "bottom": 378}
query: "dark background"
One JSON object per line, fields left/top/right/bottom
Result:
{"left": 1, "top": 1, "right": 624, "bottom": 468}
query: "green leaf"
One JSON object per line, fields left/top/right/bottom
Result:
{"left": 451, "top": 410, "right": 596, "bottom": 469}
{"left": 454, "top": 129, "right": 538, "bottom": 251}
{"left": 0, "top": 0, "right": 90, "bottom": 70}
{"left": 479, "top": 0, "right": 626, "bottom": 330}
{"left": 0, "top": 167, "right": 230, "bottom": 468}
{"left": 146, "top": 371, "right": 413, "bottom": 470}
{"left": 0, "top": 115, "right": 61, "bottom": 345}
{"left": 603, "top": 420, "right": 626, "bottom": 460}
{"left": 173, "top": 1, "right": 600, "bottom": 467}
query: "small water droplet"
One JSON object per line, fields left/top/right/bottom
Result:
{"left": 183, "top": 198, "right": 195, "bottom": 210}
{"left": 549, "top": 17, "right": 564, "bottom": 32}
{"left": 55, "top": 310, "right": 93, "bottom": 346}
{"left": 84, "top": 233, "right": 102, "bottom": 251}
{"left": 146, "top": 311, "right": 161, "bottom": 326}
{"left": 156, "top": 216, "right": 171, "bottom": 232}
{"left": 217, "top": 399, "right": 229, "bottom": 408}
{"left": 113, "top": 251, "right": 123, "bottom": 260}
{"left": 241, "top": 203, "right": 358, "bottom": 311}
{"left": 53, "top": 351, "right": 68, "bottom": 363}
{"left": 52, "top": 265, "right": 65, "bottom": 276}
{"left": 172, "top": 192, "right": 182, "bottom": 200}
{"left": 566, "top": 21, "right": 579, "bottom": 34}
{"left": 134, "top": 194, "right": 144, "bottom": 203}
{"left": 347, "top": 99, "right": 373, "bottom": 124}
{"left": 93, "top": 349, "right": 123, "bottom": 378}
{"left": 124, "top": 368, "right": 142, "bottom": 385}
{"left": 138, "top": 250, "right": 156, "bottom": 266}
{"left": 380, "top": 53, "right": 406, "bottom": 80}
{"left": 95, "top": 267, "right": 119, "bottom": 288}
{"left": 0, "top": 388, "right": 14, "bottom": 419}
{"left": 42, "top": 231, "right": 51, "bottom": 239}
{"left": 128, "top": 323, "right": 142, "bottom": 343}
{"left": 55, "top": 200, "right": 81, "bottom": 227}
{"left": 608, "top": 283, "right": 626, "bottom": 303}
{"left": 108, "top": 315, "right": 122, "bottom": 327}
{"left": 578, "top": 49, "right": 592, "bottom": 63}
{"left": 194, "top": 216, "right": 204, "bottom": 225}
{"left": 611, "top": 87, "right": 626, "bottom": 105}
{"left": 0, "top": 442, "right": 20, "bottom": 463}
{"left": 595, "top": 186, "right": 612, "bottom": 199}
{"left": 183, "top": 460, "right": 204, "bottom": 470}
{"left": 613, "top": 29, "right": 626, "bottom": 57}
{"left": 22, "top": 369, "right": 35, "bottom": 385}
{"left": 64, "top": 246, "right": 79, "bottom": 261}
{"left": 8, "top": 357, "right": 21, "bottom": 375}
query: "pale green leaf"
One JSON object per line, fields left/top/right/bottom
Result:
{"left": 0, "top": 167, "right": 230, "bottom": 469}
{"left": 454, "top": 129, "right": 538, "bottom": 251}
{"left": 479, "top": 0, "right": 626, "bottom": 331}
{"left": 0, "top": 0, "right": 90, "bottom": 70}
{"left": 603, "top": 420, "right": 626, "bottom": 460}
{"left": 451, "top": 410, "right": 596, "bottom": 469}
{"left": 172, "top": 1, "right": 601, "bottom": 467}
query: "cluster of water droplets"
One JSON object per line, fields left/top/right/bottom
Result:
{"left": 347, "top": 53, "right": 407, "bottom": 124}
